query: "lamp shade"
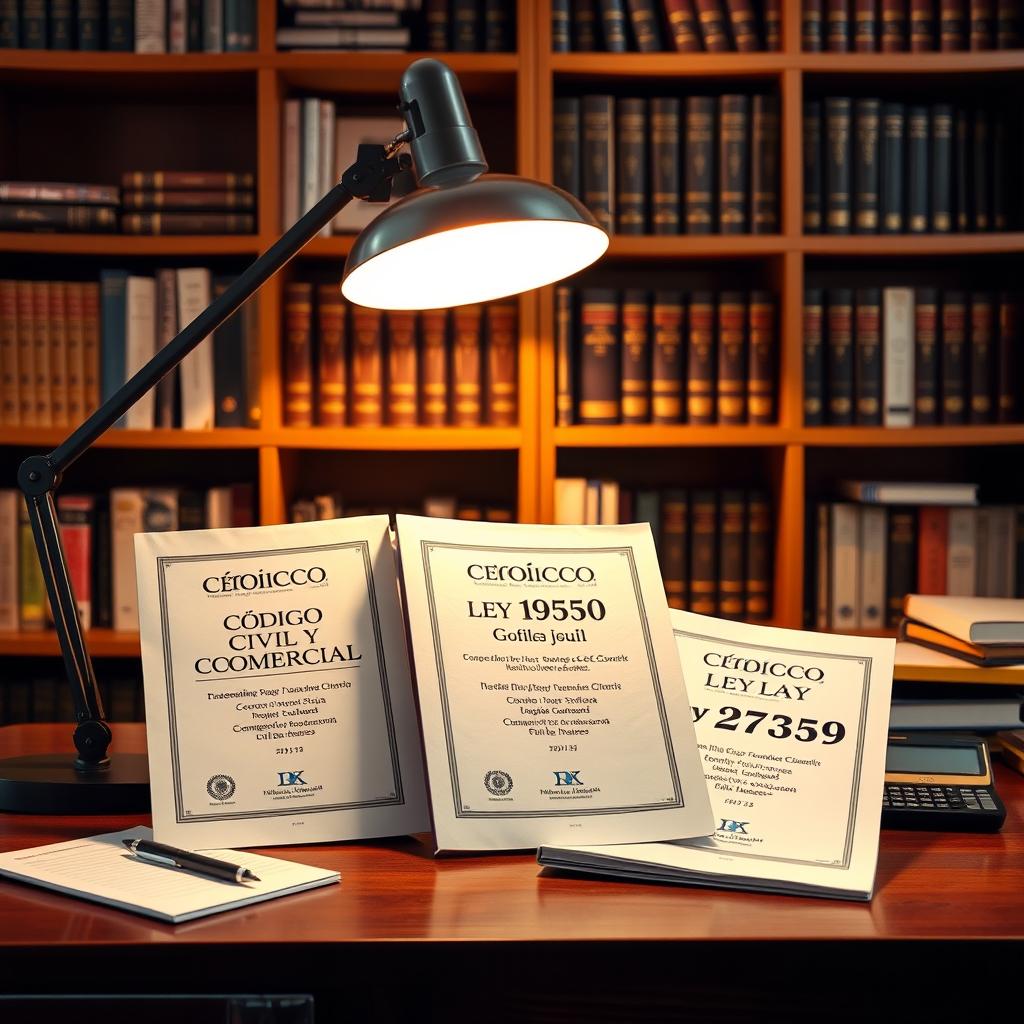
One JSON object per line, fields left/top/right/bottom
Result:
{"left": 340, "top": 174, "right": 609, "bottom": 310}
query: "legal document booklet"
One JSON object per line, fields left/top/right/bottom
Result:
{"left": 540, "top": 611, "right": 895, "bottom": 900}
{"left": 135, "top": 516, "right": 429, "bottom": 849}
{"left": 395, "top": 516, "right": 714, "bottom": 852}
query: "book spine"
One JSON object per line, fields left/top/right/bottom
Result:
{"left": 859, "top": 505, "right": 886, "bottom": 628}
{"left": 582, "top": 95, "right": 615, "bottom": 235}
{"left": 30, "top": 282, "right": 50, "bottom": 429}
{"left": 929, "top": 104, "right": 954, "bottom": 233}
{"left": 574, "top": 0, "right": 599, "bottom": 49}
{"left": 687, "top": 292, "right": 716, "bottom": 424}
{"left": 747, "top": 292, "right": 775, "bottom": 424}
{"left": 168, "top": 0, "right": 187, "bottom": 53}
{"left": 717, "top": 291, "right": 747, "bottom": 424}
{"left": 0, "top": 492, "right": 16, "bottom": 631}
{"left": 803, "top": 288, "right": 825, "bottom": 426}
{"left": 953, "top": 106, "right": 970, "bottom": 231}
{"left": 880, "top": 102, "right": 906, "bottom": 233}
{"left": 913, "top": 287, "right": 940, "bottom": 425}
{"left": 970, "top": 0, "right": 995, "bottom": 46}
{"left": 664, "top": 0, "right": 703, "bottom": 50}
{"left": 555, "top": 287, "right": 574, "bottom": 427}
{"left": 827, "top": 0, "right": 851, "bottom": 48}
{"left": 972, "top": 108, "right": 990, "bottom": 230}
{"left": 386, "top": 310, "right": 419, "bottom": 428}
{"left": 826, "top": 288, "right": 854, "bottom": 425}
{"left": 106, "top": 0, "right": 134, "bottom": 50}
{"left": 917, "top": 506, "right": 949, "bottom": 593}
{"left": 941, "top": 290, "right": 967, "bottom": 424}
{"left": 203, "top": 0, "right": 223, "bottom": 50}
{"left": 0, "top": 0, "right": 18, "bottom": 48}
{"left": 907, "top": 106, "right": 931, "bottom": 232}
{"left": 351, "top": 306, "right": 385, "bottom": 428}
{"left": 745, "top": 490, "right": 772, "bottom": 619}
{"left": 452, "top": 0, "right": 481, "bottom": 50}
{"left": 853, "top": 98, "right": 881, "bottom": 233}
{"left": 620, "top": 290, "right": 651, "bottom": 424}
{"left": 718, "top": 95, "right": 750, "bottom": 233}
{"left": 122, "top": 171, "right": 254, "bottom": 191}
{"left": 579, "top": 289, "right": 620, "bottom": 424}
{"left": 814, "top": 503, "right": 830, "bottom": 630}
{"left": 718, "top": 490, "right": 746, "bottom": 619}
{"left": 176, "top": 268, "right": 214, "bottom": 429}
{"left": 224, "top": 0, "right": 255, "bottom": 51}
{"left": 684, "top": 96, "right": 716, "bottom": 235}
{"left": 111, "top": 489, "right": 144, "bottom": 631}
{"left": 242, "top": 299, "right": 260, "bottom": 430}
{"left": 283, "top": 282, "right": 313, "bottom": 428}
{"left": 661, "top": 490, "right": 689, "bottom": 610}
{"left": 880, "top": 0, "right": 907, "bottom": 47}
{"left": 968, "top": 291, "right": 995, "bottom": 424}
{"left": 882, "top": 286, "right": 915, "bottom": 427}
{"left": 616, "top": 98, "right": 648, "bottom": 234}
{"left": 996, "top": 0, "right": 1022, "bottom": 44}
{"left": 650, "top": 97, "right": 681, "bottom": 234}
{"left": 123, "top": 276, "right": 155, "bottom": 430}
{"left": 15, "top": 282, "right": 35, "bottom": 427}
{"left": 47, "top": 282, "right": 68, "bottom": 428}
{"left": 996, "top": 293, "right": 1018, "bottom": 423}
{"left": 690, "top": 490, "right": 718, "bottom": 614}
{"left": 598, "top": 0, "right": 629, "bottom": 50}
{"left": 98, "top": 271, "right": 127, "bottom": 423}
{"left": 485, "top": 0, "right": 514, "bottom": 51}
{"left": 946, "top": 507, "right": 978, "bottom": 595}
{"left": 627, "top": 0, "right": 665, "bottom": 50}
{"left": 452, "top": 304, "right": 484, "bottom": 427}
{"left": 724, "top": 0, "right": 761, "bottom": 50}
{"left": 81, "top": 283, "right": 100, "bottom": 415}
{"left": 121, "top": 213, "right": 254, "bottom": 235}
{"left": 134, "top": 0, "right": 167, "bottom": 52}
{"left": 19, "top": 0, "right": 46, "bottom": 48}
{"left": 552, "top": 0, "right": 571, "bottom": 50}
{"left": 825, "top": 97, "right": 852, "bottom": 234}
{"left": 992, "top": 113, "right": 1007, "bottom": 230}
{"left": 57, "top": 496, "right": 94, "bottom": 631}
{"left": 830, "top": 504, "right": 860, "bottom": 630}
{"left": 151, "top": 269, "right": 177, "bottom": 429}
{"left": 0, "top": 205, "right": 117, "bottom": 232}
{"left": 803, "top": 99, "right": 823, "bottom": 233}
{"left": 553, "top": 96, "right": 581, "bottom": 199}
{"left": 751, "top": 94, "right": 780, "bottom": 234}
{"left": 186, "top": 0, "right": 203, "bottom": 51}
{"left": 212, "top": 281, "right": 247, "bottom": 429}
{"left": 695, "top": 0, "right": 730, "bottom": 49}
{"left": 941, "top": 0, "right": 969, "bottom": 46}
{"left": 854, "top": 0, "right": 878, "bottom": 48}
{"left": 425, "top": 0, "right": 448, "bottom": 50}
{"left": 49, "top": 0, "right": 74, "bottom": 48}
{"left": 0, "top": 281, "right": 17, "bottom": 426}
{"left": 485, "top": 300, "right": 518, "bottom": 427}
{"left": 854, "top": 287, "right": 883, "bottom": 425}
{"left": 803, "top": 0, "right": 824, "bottom": 48}
{"left": 122, "top": 189, "right": 256, "bottom": 210}
{"left": 315, "top": 285, "right": 346, "bottom": 428}
{"left": 910, "top": 0, "right": 936, "bottom": 48}
{"left": 420, "top": 309, "right": 449, "bottom": 427}
{"left": 885, "top": 508, "right": 916, "bottom": 625}
{"left": 18, "top": 503, "right": 45, "bottom": 631}
{"left": 648, "top": 291, "right": 684, "bottom": 425}
{"left": 765, "top": 0, "right": 782, "bottom": 47}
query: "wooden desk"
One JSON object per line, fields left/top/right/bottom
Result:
{"left": 1, "top": 723, "right": 1022, "bottom": 1021}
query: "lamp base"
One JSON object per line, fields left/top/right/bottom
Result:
{"left": 0, "top": 753, "right": 150, "bottom": 814}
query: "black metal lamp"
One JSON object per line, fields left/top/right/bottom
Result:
{"left": 0, "top": 58, "right": 608, "bottom": 814}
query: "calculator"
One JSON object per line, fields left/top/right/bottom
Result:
{"left": 882, "top": 734, "right": 1006, "bottom": 832}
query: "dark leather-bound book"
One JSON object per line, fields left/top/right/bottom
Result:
{"left": 106, "top": 0, "right": 134, "bottom": 50}
{"left": 824, "top": 97, "right": 852, "bottom": 234}
{"left": 574, "top": 0, "right": 600, "bottom": 48}
{"left": 283, "top": 282, "right": 314, "bottom": 428}
{"left": 969, "top": 0, "right": 995, "bottom": 46}
{"left": 598, "top": 0, "right": 630, "bottom": 50}
{"left": 854, "top": 0, "right": 878, "bottom": 49}
{"left": 582, "top": 95, "right": 615, "bottom": 234}
{"left": 689, "top": 490, "right": 718, "bottom": 615}
{"left": 996, "top": 294, "right": 1018, "bottom": 423}
{"left": 910, "top": 0, "right": 936, "bottom": 48}
{"left": 694, "top": 0, "right": 730, "bottom": 49}
{"left": 351, "top": 305, "right": 385, "bottom": 427}
{"left": 826, "top": 287, "right": 854, "bottom": 425}
{"left": 92, "top": 494, "right": 112, "bottom": 629}
{"left": 804, "top": 288, "right": 825, "bottom": 425}
{"left": 426, "top": 0, "right": 449, "bottom": 50}
{"left": 930, "top": 104, "right": 953, "bottom": 233}
{"left": 616, "top": 98, "right": 647, "bottom": 234}
{"left": 661, "top": 490, "right": 689, "bottom": 610}
{"left": 452, "top": 0, "right": 482, "bottom": 50}
{"left": 553, "top": 97, "right": 581, "bottom": 198}
{"left": 77, "top": 0, "right": 101, "bottom": 49}
{"left": 484, "top": 0, "right": 515, "bottom": 51}
{"left": 886, "top": 510, "right": 917, "bottom": 627}
{"left": 717, "top": 291, "right": 747, "bottom": 424}
{"left": 49, "top": 0, "right": 73, "bottom": 48}
{"left": 0, "top": 205, "right": 117, "bottom": 232}
{"left": 121, "top": 213, "right": 254, "bottom": 234}
{"left": 954, "top": 107, "right": 970, "bottom": 230}
{"left": 122, "top": 171, "right": 255, "bottom": 190}
{"left": 664, "top": 0, "right": 703, "bottom": 49}
{"left": 826, "top": 0, "right": 850, "bottom": 48}
{"left": 122, "top": 189, "right": 256, "bottom": 210}
{"left": 650, "top": 97, "right": 681, "bottom": 234}
{"left": 992, "top": 115, "right": 1007, "bottom": 230}
{"left": 579, "top": 289, "right": 620, "bottom": 424}
{"left": 940, "top": 0, "right": 968, "bottom": 46}
{"left": 718, "top": 490, "right": 746, "bottom": 619}
{"left": 19, "top": 0, "right": 45, "bottom": 48}
{"left": 968, "top": 291, "right": 995, "bottom": 424}
{"left": 747, "top": 292, "right": 775, "bottom": 424}
{"left": 940, "top": 291, "right": 967, "bottom": 424}
{"left": 687, "top": 292, "right": 716, "bottom": 424}
{"left": 718, "top": 95, "right": 750, "bottom": 234}
{"left": 420, "top": 308, "right": 449, "bottom": 426}
{"left": 854, "top": 288, "right": 882, "bottom": 425}
{"left": 452, "top": 304, "right": 484, "bottom": 427}
{"left": 652, "top": 291, "right": 685, "bottom": 423}
{"left": 751, "top": 94, "right": 780, "bottom": 234}
{"left": 914, "top": 287, "right": 940, "bottom": 425}
{"left": 972, "top": 107, "right": 990, "bottom": 230}
{"left": 386, "top": 310, "right": 419, "bottom": 427}
{"left": 724, "top": 0, "right": 761, "bottom": 49}
{"left": 764, "top": 0, "right": 782, "bottom": 47}
{"left": 996, "top": 0, "right": 1023, "bottom": 45}
{"left": 627, "top": 0, "right": 665, "bottom": 49}
{"left": 745, "top": 490, "right": 772, "bottom": 619}
{"left": 684, "top": 96, "right": 716, "bottom": 234}
{"left": 187, "top": 0, "right": 203, "bottom": 51}
{"left": 552, "top": 0, "right": 571, "bottom": 50}
{"left": 880, "top": 0, "right": 907, "bottom": 49}
{"left": 315, "top": 284, "right": 346, "bottom": 428}
{"left": 485, "top": 300, "right": 519, "bottom": 427}
{"left": 0, "top": 1, "right": 19, "bottom": 47}
{"left": 853, "top": 97, "right": 881, "bottom": 233}
{"left": 803, "top": 99, "right": 824, "bottom": 233}
{"left": 881, "top": 103, "right": 905, "bottom": 233}
{"left": 620, "top": 289, "right": 651, "bottom": 424}
{"left": 803, "top": 0, "right": 824, "bottom": 49}
{"left": 555, "top": 287, "right": 575, "bottom": 426}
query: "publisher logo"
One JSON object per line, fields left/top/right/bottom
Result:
{"left": 553, "top": 770, "right": 583, "bottom": 786}
{"left": 717, "top": 819, "right": 749, "bottom": 835}
{"left": 484, "top": 770, "right": 513, "bottom": 796}
{"left": 277, "top": 770, "right": 308, "bottom": 786}
{"left": 207, "top": 774, "right": 236, "bottom": 801}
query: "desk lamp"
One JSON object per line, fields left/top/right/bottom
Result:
{"left": 0, "top": 58, "right": 608, "bottom": 813}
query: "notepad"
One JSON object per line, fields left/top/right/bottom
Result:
{"left": 0, "top": 826, "right": 339, "bottom": 923}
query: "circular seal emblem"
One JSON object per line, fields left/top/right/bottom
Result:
{"left": 484, "top": 770, "right": 513, "bottom": 796}
{"left": 207, "top": 774, "right": 236, "bottom": 801}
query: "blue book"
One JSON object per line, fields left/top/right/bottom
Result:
{"left": 100, "top": 270, "right": 128, "bottom": 428}
{"left": 211, "top": 277, "right": 247, "bottom": 428}
{"left": 634, "top": 490, "right": 661, "bottom": 550}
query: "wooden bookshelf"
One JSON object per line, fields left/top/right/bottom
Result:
{"left": 0, "top": 0, "right": 1022, "bottom": 684}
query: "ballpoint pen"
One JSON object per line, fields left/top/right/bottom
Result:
{"left": 122, "top": 838, "right": 261, "bottom": 884}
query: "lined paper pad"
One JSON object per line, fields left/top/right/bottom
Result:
{"left": 0, "top": 826, "right": 339, "bottom": 923}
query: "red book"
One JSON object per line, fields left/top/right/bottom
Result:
{"left": 663, "top": 0, "right": 703, "bottom": 50}
{"left": 351, "top": 306, "right": 385, "bottom": 427}
{"left": 230, "top": 484, "right": 255, "bottom": 528}
{"left": 917, "top": 507, "right": 949, "bottom": 594}
{"left": 996, "top": 294, "right": 1018, "bottom": 423}
{"left": 56, "top": 494, "right": 94, "bottom": 631}
{"left": 694, "top": 0, "right": 730, "bottom": 50}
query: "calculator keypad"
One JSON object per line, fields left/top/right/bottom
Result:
{"left": 882, "top": 783, "right": 994, "bottom": 811}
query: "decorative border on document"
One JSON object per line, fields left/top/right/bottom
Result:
{"left": 421, "top": 541, "right": 685, "bottom": 819}
{"left": 157, "top": 540, "right": 406, "bottom": 823}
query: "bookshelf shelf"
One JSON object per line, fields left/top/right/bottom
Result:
{"left": 554, "top": 426, "right": 794, "bottom": 448}
{"left": 797, "top": 52, "right": 1024, "bottom": 73}
{"left": 0, "top": 630, "right": 140, "bottom": 658}
{"left": 800, "top": 234, "right": 1024, "bottom": 256}
{"left": 605, "top": 236, "right": 788, "bottom": 258}
{"left": 271, "top": 427, "right": 523, "bottom": 451}
{"left": 0, "top": 234, "right": 263, "bottom": 256}
{"left": 548, "top": 53, "right": 789, "bottom": 78}
{"left": 0, "top": 52, "right": 263, "bottom": 75}
{"left": 0, "top": 428, "right": 263, "bottom": 450}
{"left": 800, "top": 426, "right": 1024, "bottom": 447}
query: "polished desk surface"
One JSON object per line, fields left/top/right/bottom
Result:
{"left": 0, "top": 723, "right": 1022, "bottom": 947}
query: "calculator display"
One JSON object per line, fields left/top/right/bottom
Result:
{"left": 884, "top": 745, "right": 983, "bottom": 776}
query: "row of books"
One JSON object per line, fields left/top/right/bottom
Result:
{"left": 804, "top": 99, "right": 1016, "bottom": 235}
{"left": 555, "top": 480, "right": 773, "bottom": 618}
{"left": 289, "top": 495, "right": 515, "bottom": 523}
{"left": 554, "top": 93, "right": 779, "bottom": 237}
{"left": 803, "top": 287, "right": 1019, "bottom": 427}
{"left": 814, "top": 498, "right": 1024, "bottom": 632}
{"left": 556, "top": 287, "right": 776, "bottom": 426}
{"left": 0, "top": 0, "right": 257, "bottom": 51}
{"left": 802, "top": 0, "right": 1024, "bottom": 51}
{"left": 0, "top": 485, "right": 255, "bottom": 634}
{"left": 283, "top": 283, "right": 517, "bottom": 428}
{"left": 0, "top": 673, "right": 145, "bottom": 727}
{"left": 277, "top": 0, "right": 515, "bottom": 52}
{"left": 552, "top": 0, "right": 781, "bottom": 52}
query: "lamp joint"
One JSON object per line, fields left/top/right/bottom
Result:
{"left": 18, "top": 455, "right": 60, "bottom": 497}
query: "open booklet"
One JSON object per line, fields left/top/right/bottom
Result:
{"left": 539, "top": 610, "right": 896, "bottom": 900}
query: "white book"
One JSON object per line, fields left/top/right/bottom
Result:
{"left": 124, "top": 276, "right": 156, "bottom": 430}
{"left": 205, "top": 486, "right": 233, "bottom": 529}
{"left": 830, "top": 504, "right": 860, "bottom": 631}
{"left": 281, "top": 99, "right": 302, "bottom": 231}
{"left": 890, "top": 694, "right": 1024, "bottom": 731}
{"left": 553, "top": 478, "right": 586, "bottom": 525}
{"left": 946, "top": 508, "right": 978, "bottom": 597}
{"left": 0, "top": 489, "right": 17, "bottom": 631}
{"left": 203, "top": 0, "right": 223, "bottom": 51}
{"left": 276, "top": 26, "right": 410, "bottom": 48}
{"left": 584, "top": 480, "right": 600, "bottom": 525}
{"left": 168, "top": 0, "right": 187, "bottom": 52}
{"left": 423, "top": 495, "right": 458, "bottom": 518}
{"left": 176, "top": 268, "right": 215, "bottom": 429}
{"left": 134, "top": 0, "right": 167, "bottom": 52}
{"left": 318, "top": 99, "right": 336, "bottom": 237}
{"left": 903, "top": 595, "right": 1024, "bottom": 644}
{"left": 882, "top": 287, "right": 914, "bottom": 427}
{"left": 111, "top": 488, "right": 145, "bottom": 632}
{"left": 839, "top": 480, "right": 978, "bottom": 506}
{"left": 301, "top": 98, "right": 321, "bottom": 217}
{"left": 333, "top": 116, "right": 406, "bottom": 232}
{"left": 858, "top": 505, "right": 886, "bottom": 629}
{"left": 598, "top": 480, "right": 619, "bottom": 525}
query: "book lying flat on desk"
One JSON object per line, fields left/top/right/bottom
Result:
{"left": 0, "top": 827, "right": 339, "bottom": 924}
